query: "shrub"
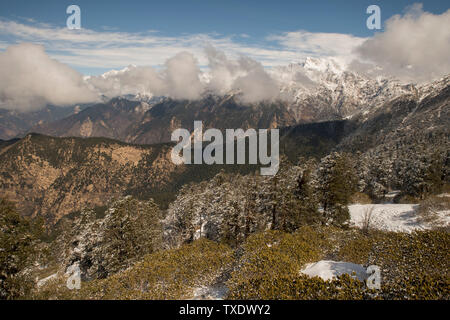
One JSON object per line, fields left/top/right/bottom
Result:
{"left": 417, "top": 195, "right": 450, "bottom": 228}
{"left": 227, "top": 228, "right": 328, "bottom": 299}
{"left": 34, "top": 238, "right": 234, "bottom": 300}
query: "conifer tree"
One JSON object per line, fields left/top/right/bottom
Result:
{"left": 318, "top": 153, "right": 357, "bottom": 227}
{"left": 294, "top": 164, "right": 321, "bottom": 226}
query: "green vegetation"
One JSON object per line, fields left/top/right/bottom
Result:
{"left": 318, "top": 152, "right": 358, "bottom": 227}
{"left": 227, "top": 228, "right": 327, "bottom": 299}
{"left": 33, "top": 239, "right": 233, "bottom": 300}
{"left": 0, "top": 199, "right": 43, "bottom": 299}
{"left": 99, "top": 197, "right": 163, "bottom": 277}
{"left": 20, "top": 210, "right": 450, "bottom": 301}
{"left": 227, "top": 228, "right": 449, "bottom": 300}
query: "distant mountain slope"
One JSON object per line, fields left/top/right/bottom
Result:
{"left": 30, "top": 95, "right": 296, "bottom": 144}
{"left": 0, "top": 117, "right": 350, "bottom": 222}
{"left": 29, "top": 99, "right": 146, "bottom": 140}
{"left": 0, "top": 104, "right": 89, "bottom": 140}
{"left": 0, "top": 134, "right": 172, "bottom": 221}
{"left": 338, "top": 75, "right": 450, "bottom": 197}
{"left": 2, "top": 74, "right": 448, "bottom": 222}
{"left": 5, "top": 57, "right": 427, "bottom": 142}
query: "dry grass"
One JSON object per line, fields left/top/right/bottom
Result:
{"left": 361, "top": 205, "right": 375, "bottom": 234}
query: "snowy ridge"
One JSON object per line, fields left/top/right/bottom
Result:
{"left": 270, "top": 58, "right": 417, "bottom": 121}
{"left": 88, "top": 57, "right": 448, "bottom": 123}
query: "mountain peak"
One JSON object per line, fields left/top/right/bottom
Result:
{"left": 301, "top": 57, "right": 345, "bottom": 75}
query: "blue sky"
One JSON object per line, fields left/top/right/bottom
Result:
{"left": 0, "top": 0, "right": 449, "bottom": 74}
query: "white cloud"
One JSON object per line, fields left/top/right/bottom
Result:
{"left": 354, "top": 4, "right": 450, "bottom": 82}
{"left": 0, "top": 19, "right": 360, "bottom": 70}
{"left": 87, "top": 47, "right": 279, "bottom": 103}
{"left": 0, "top": 41, "right": 282, "bottom": 110}
{"left": 163, "top": 52, "right": 204, "bottom": 100}
{"left": 267, "top": 31, "right": 367, "bottom": 64}
{"left": 86, "top": 52, "right": 203, "bottom": 100}
{"left": 205, "top": 46, "right": 279, "bottom": 102}
{"left": 0, "top": 43, "right": 98, "bottom": 111}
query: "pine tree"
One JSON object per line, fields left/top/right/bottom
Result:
{"left": 318, "top": 153, "right": 357, "bottom": 227}
{"left": 221, "top": 200, "right": 242, "bottom": 248}
{"left": 294, "top": 165, "right": 321, "bottom": 226}
{"left": 101, "top": 197, "right": 162, "bottom": 276}
{"left": 422, "top": 152, "right": 444, "bottom": 197}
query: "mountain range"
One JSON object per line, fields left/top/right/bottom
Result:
{"left": 0, "top": 57, "right": 420, "bottom": 141}
{"left": 0, "top": 57, "right": 448, "bottom": 222}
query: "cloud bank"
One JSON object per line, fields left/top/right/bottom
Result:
{"left": 0, "top": 43, "right": 98, "bottom": 111}
{"left": 0, "top": 43, "right": 280, "bottom": 110}
{"left": 87, "top": 52, "right": 204, "bottom": 100}
{"left": 86, "top": 46, "right": 280, "bottom": 103}
{"left": 354, "top": 4, "right": 450, "bottom": 82}
{"left": 204, "top": 46, "right": 279, "bottom": 102}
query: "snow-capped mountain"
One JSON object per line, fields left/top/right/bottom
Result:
{"left": 270, "top": 57, "right": 417, "bottom": 122}
{"left": 90, "top": 57, "right": 419, "bottom": 123}
{"left": 4, "top": 58, "right": 448, "bottom": 143}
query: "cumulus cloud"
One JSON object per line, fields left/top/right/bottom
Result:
{"left": 87, "top": 46, "right": 280, "bottom": 103}
{"left": 85, "top": 65, "right": 164, "bottom": 98}
{"left": 163, "top": 52, "right": 204, "bottom": 100}
{"left": 0, "top": 42, "right": 280, "bottom": 109}
{"left": 354, "top": 3, "right": 450, "bottom": 82}
{"left": 0, "top": 43, "right": 98, "bottom": 111}
{"left": 87, "top": 51, "right": 203, "bottom": 100}
{"left": 205, "top": 46, "right": 280, "bottom": 103}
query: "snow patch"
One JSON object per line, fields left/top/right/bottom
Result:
{"left": 348, "top": 204, "right": 450, "bottom": 233}
{"left": 191, "top": 283, "right": 228, "bottom": 300}
{"left": 301, "top": 260, "right": 367, "bottom": 281}
{"left": 37, "top": 273, "right": 58, "bottom": 288}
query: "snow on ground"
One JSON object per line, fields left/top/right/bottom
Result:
{"left": 191, "top": 283, "right": 229, "bottom": 300}
{"left": 349, "top": 204, "right": 421, "bottom": 233}
{"left": 36, "top": 273, "right": 58, "bottom": 288}
{"left": 349, "top": 204, "right": 449, "bottom": 233}
{"left": 436, "top": 193, "right": 450, "bottom": 198}
{"left": 300, "top": 260, "right": 367, "bottom": 281}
